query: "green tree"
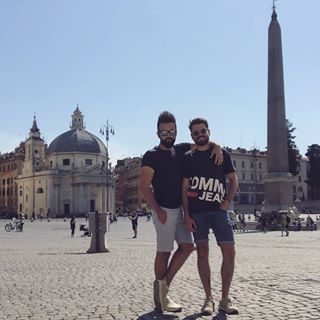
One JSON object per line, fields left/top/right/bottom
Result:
{"left": 286, "top": 119, "right": 300, "bottom": 176}
{"left": 306, "top": 144, "right": 320, "bottom": 200}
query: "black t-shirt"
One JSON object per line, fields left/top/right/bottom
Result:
{"left": 141, "top": 143, "right": 190, "bottom": 209}
{"left": 182, "top": 148, "right": 235, "bottom": 213}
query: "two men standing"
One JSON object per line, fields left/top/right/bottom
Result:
{"left": 140, "top": 112, "right": 238, "bottom": 315}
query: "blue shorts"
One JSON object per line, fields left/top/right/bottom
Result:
{"left": 191, "top": 209, "right": 235, "bottom": 245}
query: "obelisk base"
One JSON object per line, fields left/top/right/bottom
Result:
{"left": 262, "top": 172, "right": 297, "bottom": 215}
{"left": 87, "top": 211, "right": 109, "bottom": 253}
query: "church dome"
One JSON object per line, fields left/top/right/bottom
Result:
{"left": 47, "top": 129, "right": 107, "bottom": 155}
{"left": 47, "top": 107, "right": 107, "bottom": 155}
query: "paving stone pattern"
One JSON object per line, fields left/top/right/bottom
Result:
{"left": 0, "top": 218, "right": 319, "bottom": 320}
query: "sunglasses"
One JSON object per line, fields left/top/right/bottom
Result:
{"left": 192, "top": 128, "right": 208, "bottom": 137}
{"left": 159, "top": 129, "right": 177, "bottom": 137}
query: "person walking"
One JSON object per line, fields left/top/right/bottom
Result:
{"left": 239, "top": 215, "right": 246, "bottom": 232}
{"left": 281, "top": 213, "right": 289, "bottom": 236}
{"left": 19, "top": 214, "right": 25, "bottom": 232}
{"left": 140, "top": 111, "right": 222, "bottom": 313}
{"left": 182, "top": 117, "right": 239, "bottom": 315}
{"left": 297, "top": 217, "right": 302, "bottom": 231}
{"left": 70, "top": 216, "right": 76, "bottom": 237}
{"left": 128, "top": 211, "right": 138, "bottom": 238}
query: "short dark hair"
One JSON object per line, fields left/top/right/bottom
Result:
{"left": 157, "top": 111, "right": 176, "bottom": 131}
{"left": 188, "top": 117, "right": 209, "bottom": 132}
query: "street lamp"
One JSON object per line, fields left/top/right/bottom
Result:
{"left": 250, "top": 147, "right": 259, "bottom": 207}
{"left": 100, "top": 161, "right": 105, "bottom": 212}
{"left": 100, "top": 120, "right": 115, "bottom": 213}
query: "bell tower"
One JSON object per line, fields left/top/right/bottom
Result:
{"left": 24, "top": 115, "right": 45, "bottom": 175}
{"left": 70, "top": 105, "right": 85, "bottom": 130}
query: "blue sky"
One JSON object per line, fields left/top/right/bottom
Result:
{"left": 1, "top": 0, "right": 319, "bottom": 165}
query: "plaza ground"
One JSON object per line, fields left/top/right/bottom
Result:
{"left": 0, "top": 218, "right": 319, "bottom": 320}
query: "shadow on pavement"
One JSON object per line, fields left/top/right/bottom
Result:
{"left": 212, "top": 311, "right": 228, "bottom": 319}
{"left": 64, "top": 251, "right": 111, "bottom": 255}
{"left": 137, "top": 310, "right": 179, "bottom": 320}
{"left": 181, "top": 312, "right": 204, "bottom": 319}
{"left": 39, "top": 252, "right": 91, "bottom": 255}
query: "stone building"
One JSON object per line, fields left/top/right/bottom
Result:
{"left": 16, "top": 107, "right": 115, "bottom": 218}
{"left": 229, "top": 148, "right": 308, "bottom": 208}
{"left": 115, "top": 157, "right": 147, "bottom": 213}
{"left": 0, "top": 143, "right": 25, "bottom": 216}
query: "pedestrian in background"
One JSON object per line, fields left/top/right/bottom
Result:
{"left": 281, "top": 213, "right": 290, "bottom": 236}
{"left": 70, "top": 216, "right": 76, "bottom": 237}
{"left": 129, "top": 211, "right": 138, "bottom": 238}
{"left": 19, "top": 214, "right": 25, "bottom": 232}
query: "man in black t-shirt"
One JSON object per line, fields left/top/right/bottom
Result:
{"left": 182, "top": 117, "right": 239, "bottom": 316}
{"left": 140, "top": 111, "right": 222, "bottom": 313}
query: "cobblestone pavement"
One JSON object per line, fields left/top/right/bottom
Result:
{"left": 1, "top": 218, "right": 319, "bottom": 320}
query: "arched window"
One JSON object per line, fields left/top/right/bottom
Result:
{"left": 37, "top": 188, "right": 44, "bottom": 194}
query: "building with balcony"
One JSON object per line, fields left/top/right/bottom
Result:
{"left": 115, "top": 157, "right": 147, "bottom": 213}
{"left": 228, "top": 147, "right": 308, "bottom": 211}
{"left": 0, "top": 143, "right": 25, "bottom": 216}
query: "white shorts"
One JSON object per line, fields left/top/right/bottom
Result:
{"left": 152, "top": 206, "right": 193, "bottom": 252}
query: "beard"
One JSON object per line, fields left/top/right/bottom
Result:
{"left": 194, "top": 136, "right": 209, "bottom": 146}
{"left": 161, "top": 137, "right": 175, "bottom": 148}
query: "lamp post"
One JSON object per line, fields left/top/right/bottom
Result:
{"left": 100, "top": 120, "right": 115, "bottom": 213}
{"left": 250, "top": 147, "right": 259, "bottom": 207}
{"left": 101, "top": 161, "right": 105, "bottom": 212}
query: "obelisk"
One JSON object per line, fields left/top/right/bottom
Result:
{"left": 263, "top": 2, "right": 294, "bottom": 213}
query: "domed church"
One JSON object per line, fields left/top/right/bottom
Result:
{"left": 16, "top": 107, "right": 115, "bottom": 218}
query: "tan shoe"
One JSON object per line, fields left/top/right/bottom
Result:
{"left": 201, "top": 297, "right": 215, "bottom": 315}
{"left": 153, "top": 279, "right": 172, "bottom": 312}
{"left": 163, "top": 295, "right": 183, "bottom": 313}
{"left": 218, "top": 298, "right": 239, "bottom": 315}
{"left": 155, "top": 278, "right": 182, "bottom": 313}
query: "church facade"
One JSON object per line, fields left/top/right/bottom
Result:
{"left": 16, "top": 107, "right": 115, "bottom": 218}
